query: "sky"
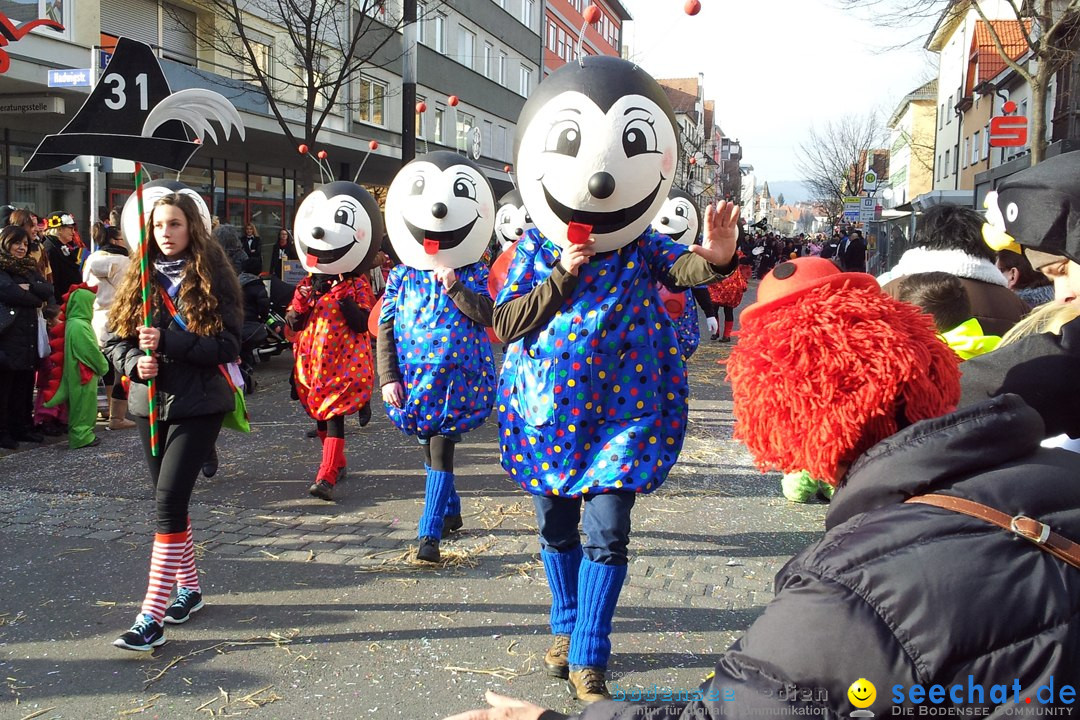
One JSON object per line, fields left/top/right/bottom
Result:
{"left": 619, "top": 0, "right": 939, "bottom": 196}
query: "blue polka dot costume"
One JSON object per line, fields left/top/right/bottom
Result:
{"left": 496, "top": 228, "right": 691, "bottom": 498}
{"left": 671, "top": 289, "right": 700, "bottom": 359}
{"left": 379, "top": 262, "right": 495, "bottom": 438}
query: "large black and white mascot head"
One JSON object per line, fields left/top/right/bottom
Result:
{"left": 514, "top": 55, "right": 678, "bottom": 254}
{"left": 293, "top": 181, "right": 384, "bottom": 275}
{"left": 494, "top": 189, "right": 534, "bottom": 251}
{"left": 384, "top": 150, "right": 496, "bottom": 270}
{"left": 651, "top": 186, "right": 701, "bottom": 247}
{"left": 121, "top": 179, "right": 212, "bottom": 250}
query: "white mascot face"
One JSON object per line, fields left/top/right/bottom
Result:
{"left": 384, "top": 151, "right": 495, "bottom": 271}
{"left": 651, "top": 188, "right": 701, "bottom": 247}
{"left": 494, "top": 190, "right": 534, "bottom": 251}
{"left": 121, "top": 180, "right": 211, "bottom": 252}
{"left": 514, "top": 56, "right": 678, "bottom": 254}
{"left": 293, "top": 181, "right": 384, "bottom": 275}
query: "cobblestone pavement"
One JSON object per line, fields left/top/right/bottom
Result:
{"left": 0, "top": 300, "right": 829, "bottom": 719}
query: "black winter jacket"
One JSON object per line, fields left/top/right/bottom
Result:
{"left": 575, "top": 394, "right": 1080, "bottom": 719}
{"left": 0, "top": 262, "right": 53, "bottom": 370}
{"left": 44, "top": 237, "right": 82, "bottom": 302}
{"left": 106, "top": 265, "right": 242, "bottom": 421}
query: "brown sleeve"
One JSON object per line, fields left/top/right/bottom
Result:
{"left": 377, "top": 322, "right": 402, "bottom": 387}
{"left": 446, "top": 280, "right": 494, "bottom": 327}
{"left": 492, "top": 263, "right": 579, "bottom": 343}
{"left": 668, "top": 251, "right": 739, "bottom": 288}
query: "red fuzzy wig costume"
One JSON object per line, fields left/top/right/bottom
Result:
{"left": 726, "top": 257, "right": 962, "bottom": 485}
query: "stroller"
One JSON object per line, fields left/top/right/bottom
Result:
{"left": 256, "top": 274, "right": 296, "bottom": 362}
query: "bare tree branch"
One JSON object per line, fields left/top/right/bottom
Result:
{"left": 796, "top": 113, "right": 885, "bottom": 225}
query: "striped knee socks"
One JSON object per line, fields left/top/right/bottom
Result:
{"left": 140, "top": 531, "right": 186, "bottom": 623}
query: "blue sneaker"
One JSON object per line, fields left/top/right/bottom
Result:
{"left": 163, "top": 588, "right": 204, "bottom": 625}
{"left": 112, "top": 614, "right": 165, "bottom": 651}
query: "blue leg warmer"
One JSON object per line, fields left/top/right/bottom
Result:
{"left": 417, "top": 467, "right": 454, "bottom": 540}
{"left": 541, "top": 545, "right": 583, "bottom": 636}
{"left": 568, "top": 558, "right": 627, "bottom": 670}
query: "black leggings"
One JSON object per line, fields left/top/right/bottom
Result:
{"left": 0, "top": 368, "right": 35, "bottom": 436}
{"left": 316, "top": 415, "right": 345, "bottom": 438}
{"left": 422, "top": 435, "right": 456, "bottom": 472}
{"left": 721, "top": 306, "right": 734, "bottom": 322}
{"left": 136, "top": 414, "right": 224, "bottom": 533}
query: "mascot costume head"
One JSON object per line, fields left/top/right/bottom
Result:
{"left": 384, "top": 150, "right": 496, "bottom": 270}
{"left": 651, "top": 186, "right": 701, "bottom": 246}
{"left": 121, "top": 179, "right": 212, "bottom": 250}
{"left": 494, "top": 189, "right": 534, "bottom": 251}
{"left": 513, "top": 55, "right": 678, "bottom": 252}
{"left": 293, "top": 180, "right": 384, "bottom": 275}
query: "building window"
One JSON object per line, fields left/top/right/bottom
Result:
{"left": 952, "top": 144, "right": 958, "bottom": 173}
{"left": 459, "top": 26, "right": 476, "bottom": 69}
{"left": 416, "top": 95, "right": 426, "bottom": 137}
{"left": 548, "top": 20, "right": 557, "bottom": 52}
{"left": 972, "top": 130, "right": 980, "bottom": 163}
{"left": 417, "top": 2, "right": 427, "bottom": 44}
{"left": 944, "top": 148, "right": 951, "bottom": 176}
{"left": 456, "top": 112, "right": 475, "bottom": 152}
{"left": 483, "top": 120, "right": 493, "bottom": 157}
{"left": 484, "top": 42, "right": 494, "bottom": 78}
{"left": 962, "top": 138, "right": 969, "bottom": 169}
{"left": 937, "top": 154, "right": 942, "bottom": 179}
{"left": 498, "top": 51, "right": 507, "bottom": 85}
{"left": 434, "top": 105, "right": 445, "bottom": 143}
{"left": 434, "top": 14, "right": 446, "bottom": 53}
{"left": 15, "top": 0, "right": 70, "bottom": 39}
{"left": 357, "top": 76, "right": 387, "bottom": 126}
{"left": 983, "top": 125, "right": 990, "bottom": 158}
{"left": 946, "top": 96, "right": 953, "bottom": 124}
{"left": 521, "top": 0, "right": 534, "bottom": 28}
{"left": 939, "top": 104, "right": 944, "bottom": 129}
{"left": 495, "top": 124, "right": 508, "bottom": 161}
{"left": 519, "top": 65, "right": 531, "bottom": 96}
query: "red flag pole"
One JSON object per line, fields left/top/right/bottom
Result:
{"left": 134, "top": 162, "right": 159, "bottom": 456}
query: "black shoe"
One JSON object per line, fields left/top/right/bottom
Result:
{"left": 308, "top": 480, "right": 334, "bottom": 501}
{"left": 202, "top": 446, "right": 218, "bottom": 478}
{"left": 38, "top": 421, "right": 65, "bottom": 436}
{"left": 163, "top": 588, "right": 204, "bottom": 625}
{"left": 719, "top": 336, "right": 731, "bottom": 343}
{"left": 357, "top": 402, "right": 372, "bottom": 427}
{"left": 16, "top": 430, "right": 44, "bottom": 443}
{"left": 442, "top": 514, "right": 463, "bottom": 533}
{"left": 113, "top": 614, "right": 166, "bottom": 652}
{"left": 0, "top": 434, "right": 17, "bottom": 450}
{"left": 416, "top": 536, "right": 440, "bottom": 563}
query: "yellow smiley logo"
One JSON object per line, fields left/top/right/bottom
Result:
{"left": 848, "top": 678, "right": 876, "bottom": 708}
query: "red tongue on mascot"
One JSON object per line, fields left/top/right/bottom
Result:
{"left": 306, "top": 252, "right": 319, "bottom": 267}
{"left": 424, "top": 238, "right": 440, "bottom": 255}
{"left": 568, "top": 221, "right": 592, "bottom": 245}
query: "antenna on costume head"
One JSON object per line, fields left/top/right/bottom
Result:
{"left": 504, "top": 165, "right": 516, "bottom": 191}
{"left": 576, "top": 5, "right": 602, "bottom": 68}
{"left": 416, "top": 101, "right": 430, "bottom": 155}
{"left": 447, "top": 94, "right": 461, "bottom": 155}
{"left": 298, "top": 144, "right": 333, "bottom": 184}
{"left": 354, "top": 140, "right": 379, "bottom": 184}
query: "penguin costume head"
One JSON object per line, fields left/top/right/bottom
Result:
{"left": 650, "top": 186, "right": 701, "bottom": 246}
{"left": 121, "top": 180, "right": 212, "bottom": 251}
{"left": 513, "top": 55, "right": 678, "bottom": 253}
{"left": 981, "top": 151, "right": 1080, "bottom": 269}
{"left": 293, "top": 180, "right": 384, "bottom": 275}
{"left": 494, "top": 189, "right": 534, "bottom": 251}
{"left": 384, "top": 150, "right": 496, "bottom": 270}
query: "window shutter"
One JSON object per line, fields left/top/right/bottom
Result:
{"left": 161, "top": 3, "right": 197, "bottom": 65}
{"left": 101, "top": 0, "right": 158, "bottom": 46}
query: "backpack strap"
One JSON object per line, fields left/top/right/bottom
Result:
{"left": 906, "top": 494, "right": 1080, "bottom": 570}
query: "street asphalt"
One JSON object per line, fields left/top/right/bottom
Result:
{"left": 0, "top": 284, "right": 830, "bottom": 720}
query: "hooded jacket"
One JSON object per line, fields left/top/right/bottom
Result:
{"left": 0, "top": 255, "right": 53, "bottom": 370}
{"left": 574, "top": 395, "right": 1080, "bottom": 719}
{"left": 82, "top": 244, "right": 129, "bottom": 344}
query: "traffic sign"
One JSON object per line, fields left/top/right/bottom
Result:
{"left": 862, "top": 171, "right": 878, "bottom": 191}
{"left": 47, "top": 68, "right": 92, "bottom": 87}
{"left": 859, "top": 197, "right": 880, "bottom": 223}
{"left": 843, "top": 196, "right": 861, "bottom": 222}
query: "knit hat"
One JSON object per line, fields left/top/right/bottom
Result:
{"left": 982, "top": 151, "right": 1080, "bottom": 269}
{"left": 727, "top": 258, "right": 962, "bottom": 485}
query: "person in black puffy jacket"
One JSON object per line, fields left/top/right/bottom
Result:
{"left": 105, "top": 192, "right": 242, "bottom": 652}
{"left": 446, "top": 257, "right": 1080, "bottom": 720}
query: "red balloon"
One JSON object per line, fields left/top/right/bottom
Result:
{"left": 685, "top": 0, "right": 701, "bottom": 15}
{"left": 689, "top": 156, "right": 697, "bottom": 165}
{"left": 298, "top": 144, "right": 309, "bottom": 154}
{"left": 368, "top": 297, "right": 383, "bottom": 339}
{"left": 416, "top": 101, "right": 427, "bottom": 113}
{"left": 583, "top": 5, "right": 601, "bottom": 23}
{"left": 488, "top": 240, "right": 518, "bottom": 299}
{"left": 448, "top": 95, "right": 459, "bottom": 107}
{"left": 369, "top": 140, "right": 379, "bottom": 150}
{"left": 317, "top": 150, "right": 328, "bottom": 159}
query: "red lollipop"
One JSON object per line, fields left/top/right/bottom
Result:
{"left": 583, "top": 5, "right": 601, "bottom": 23}
{"left": 317, "top": 150, "right": 328, "bottom": 159}
{"left": 448, "top": 95, "right": 459, "bottom": 107}
{"left": 689, "top": 156, "right": 697, "bottom": 165}
{"left": 504, "top": 164, "right": 512, "bottom": 173}
{"left": 684, "top": 0, "right": 701, "bottom": 15}
{"left": 416, "top": 101, "right": 427, "bottom": 113}
{"left": 298, "top": 144, "right": 309, "bottom": 155}
{"left": 369, "top": 140, "right": 379, "bottom": 150}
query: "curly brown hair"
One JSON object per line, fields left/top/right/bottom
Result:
{"left": 109, "top": 193, "right": 236, "bottom": 338}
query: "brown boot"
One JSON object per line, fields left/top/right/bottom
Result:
{"left": 107, "top": 399, "right": 136, "bottom": 430}
{"left": 543, "top": 635, "right": 570, "bottom": 678}
{"left": 567, "top": 667, "right": 611, "bottom": 703}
